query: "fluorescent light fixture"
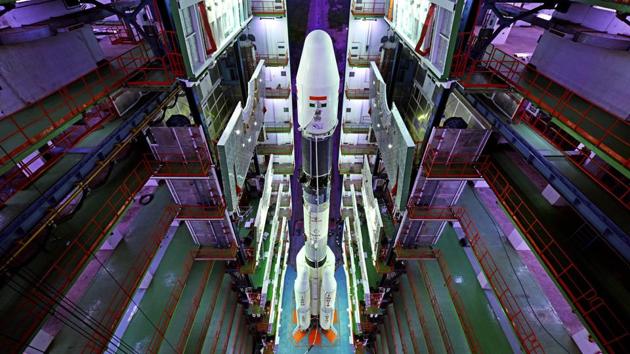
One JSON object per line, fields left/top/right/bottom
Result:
{"left": 593, "top": 5, "right": 615, "bottom": 12}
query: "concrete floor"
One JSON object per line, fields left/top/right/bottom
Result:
{"left": 46, "top": 185, "right": 172, "bottom": 353}
{"left": 459, "top": 185, "right": 581, "bottom": 353}
{"left": 277, "top": 267, "right": 354, "bottom": 354}
{"left": 435, "top": 228, "right": 514, "bottom": 353}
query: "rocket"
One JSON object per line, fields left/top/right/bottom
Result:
{"left": 293, "top": 30, "right": 338, "bottom": 338}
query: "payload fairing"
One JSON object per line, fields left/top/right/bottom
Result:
{"left": 294, "top": 30, "right": 339, "bottom": 337}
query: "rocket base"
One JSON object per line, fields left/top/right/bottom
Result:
{"left": 291, "top": 323, "right": 338, "bottom": 345}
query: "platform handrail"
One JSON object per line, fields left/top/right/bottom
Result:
{"left": 482, "top": 162, "right": 630, "bottom": 353}
{"left": 452, "top": 33, "right": 629, "bottom": 168}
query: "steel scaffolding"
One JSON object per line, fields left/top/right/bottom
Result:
{"left": 482, "top": 162, "right": 629, "bottom": 353}
{"left": 0, "top": 148, "right": 227, "bottom": 352}
{"left": 513, "top": 105, "right": 629, "bottom": 209}
{"left": 407, "top": 206, "right": 545, "bottom": 354}
{"left": 451, "top": 34, "right": 629, "bottom": 168}
{"left": 0, "top": 39, "right": 181, "bottom": 167}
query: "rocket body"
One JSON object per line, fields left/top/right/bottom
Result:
{"left": 294, "top": 30, "right": 339, "bottom": 334}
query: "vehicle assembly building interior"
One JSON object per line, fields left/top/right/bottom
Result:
{"left": 0, "top": 0, "right": 628, "bottom": 353}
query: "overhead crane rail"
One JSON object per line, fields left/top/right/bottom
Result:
{"left": 0, "top": 105, "right": 116, "bottom": 205}
{"left": 0, "top": 37, "right": 182, "bottom": 168}
{"left": 513, "top": 107, "right": 629, "bottom": 209}
{"left": 452, "top": 33, "right": 629, "bottom": 169}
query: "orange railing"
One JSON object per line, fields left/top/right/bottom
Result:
{"left": 0, "top": 152, "right": 218, "bottom": 351}
{"left": 145, "top": 150, "right": 213, "bottom": 178}
{"left": 418, "top": 261, "right": 455, "bottom": 354}
{"left": 513, "top": 106, "right": 629, "bottom": 209}
{"left": 403, "top": 273, "right": 437, "bottom": 354}
{"left": 176, "top": 262, "right": 214, "bottom": 352}
{"left": 451, "top": 33, "right": 629, "bottom": 168}
{"left": 147, "top": 250, "right": 195, "bottom": 353}
{"left": 92, "top": 21, "right": 140, "bottom": 45}
{"left": 82, "top": 205, "right": 180, "bottom": 354}
{"left": 351, "top": 1, "right": 387, "bottom": 16}
{"left": 0, "top": 105, "right": 115, "bottom": 205}
{"left": 0, "top": 160, "right": 152, "bottom": 353}
{"left": 251, "top": 1, "right": 286, "bottom": 15}
{"left": 406, "top": 206, "right": 544, "bottom": 354}
{"left": 482, "top": 162, "right": 630, "bottom": 353}
{"left": 434, "top": 249, "right": 482, "bottom": 353}
{"left": 0, "top": 38, "right": 182, "bottom": 167}
{"left": 422, "top": 148, "right": 489, "bottom": 179}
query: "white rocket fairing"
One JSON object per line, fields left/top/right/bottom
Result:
{"left": 294, "top": 30, "right": 339, "bottom": 337}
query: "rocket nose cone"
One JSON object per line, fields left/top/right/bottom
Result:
{"left": 297, "top": 30, "right": 339, "bottom": 85}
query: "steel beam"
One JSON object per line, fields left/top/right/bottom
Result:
{"left": 461, "top": 90, "right": 630, "bottom": 261}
